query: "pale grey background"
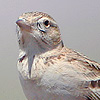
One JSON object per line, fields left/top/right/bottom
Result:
{"left": 0, "top": 0, "right": 100, "bottom": 100}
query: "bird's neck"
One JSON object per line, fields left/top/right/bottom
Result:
{"left": 18, "top": 41, "right": 64, "bottom": 79}
{"left": 19, "top": 40, "right": 64, "bottom": 60}
{"left": 19, "top": 33, "right": 64, "bottom": 56}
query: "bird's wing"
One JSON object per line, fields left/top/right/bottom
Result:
{"left": 77, "top": 59, "right": 100, "bottom": 100}
{"left": 30, "top": 47, "right": 100, "bottom": 99}
{"left": 64, "top": 48, "right": 100, "bottom": 100}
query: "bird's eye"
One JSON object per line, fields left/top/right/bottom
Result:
{"left": 44, "top": 20, "right": 49, "bottom": 26}
{"left": 37, "top": 19, "right": 50, "bottom": 33}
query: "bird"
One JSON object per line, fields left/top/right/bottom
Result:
{"left": 16, "top": 11, "right": 100, "bottom": 100}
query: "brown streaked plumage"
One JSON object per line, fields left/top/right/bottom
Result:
{"left": 16, "top": 11, "right": 100, "bottom": 100}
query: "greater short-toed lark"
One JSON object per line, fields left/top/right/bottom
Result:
{"left": 16, "top": 12, "right": 100, "bottom": 100}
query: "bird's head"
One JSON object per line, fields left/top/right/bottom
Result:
{"left": 16, "top": 12, "right": 62, "bottom": 55}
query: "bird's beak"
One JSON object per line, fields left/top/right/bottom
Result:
{"left": 16, "top": 19, "right": 32, "bottom": 32}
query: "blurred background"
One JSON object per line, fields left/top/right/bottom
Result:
{"left": 0, "top": 0, "right": 100, "bottom": 100}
